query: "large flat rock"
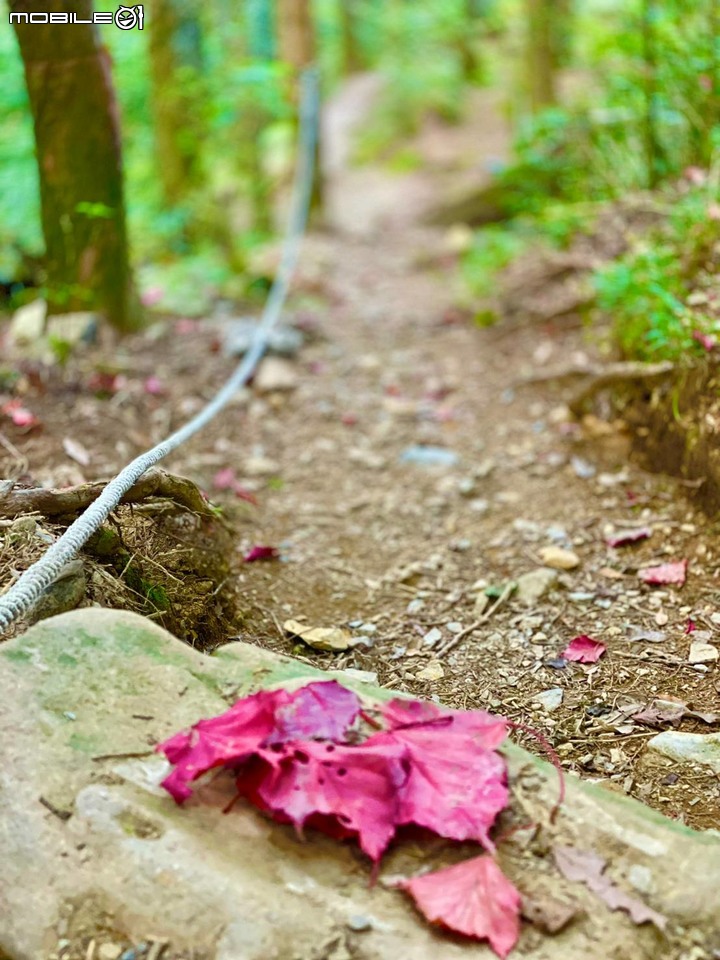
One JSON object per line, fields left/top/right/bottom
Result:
{"left": 2, "top": 609, "right": 720, "bottom": 959}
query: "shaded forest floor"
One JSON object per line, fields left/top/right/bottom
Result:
{"left": 2, "top": 79, "right": 720, "bottom": 839}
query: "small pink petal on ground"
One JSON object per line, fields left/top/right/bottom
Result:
{"left": 144, "top": 375, "right": 166, "bottom": 395}
{"left": 213, "top": 467, "right": 237, "bottom": 490}
{"left": 243, "top": 545, "right": 280, "bottom": 562}
{"left": 605, "top": 527, "right": 651, "bottom": 547}
{"left": 692, "top": 330, "right": 717, "bottom": 351}
{"left": 401, "top": 855, "right": 521, "bottom": 957}
{"left": 685, "top": 619, "right": 696, "bottom": 634}
{"left": 562, "top": 635, "right": 606, "bottom": 663}
{"left": 2, "top": 400, "right": 40, "bottom": 428}
{"left": 639, "top": 560, "right": 688, "bottom": 586}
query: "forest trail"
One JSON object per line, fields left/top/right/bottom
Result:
{"left": 193, "top": 87, "right": 719, "bottom": 830}
{"left": 5, "top": 81, "right": 719, "bottom": 833}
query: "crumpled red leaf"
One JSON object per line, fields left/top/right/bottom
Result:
{"left": 158, "top": 682, "right": 515, "bottom": 953}
{"left": 243, "top": 545, "right": 279, "bottom": 562}
{"left": 161, "top": 681, "right": 361, "bottom": 803}
{"left": 605, "top": 527, "right": 651, "bottom": 547}
{"left": 159, "top": 685, "right": 508, "bottom": 860}
{"left": 639, "top": 560, "right": 688, "bottom": 586}
{"left": 401, "top": 855, "right": 521, "bottom": 957}
{"left": 381, "top": 699, "right": 508, "bottom": 848}
{"left": 562, "top": 635, "right": 606, "bottom": 663}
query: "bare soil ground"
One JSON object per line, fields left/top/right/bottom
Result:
{"left": 1, "top": 83, "right": 719, "bottom": 849}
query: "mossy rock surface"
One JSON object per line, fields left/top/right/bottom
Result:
{"left": 1, "top": 608, "right": 720, "bottom": 959}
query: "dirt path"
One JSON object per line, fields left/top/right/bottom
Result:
{"left": 2, "top": 88, "right": 719, "bottom": 838}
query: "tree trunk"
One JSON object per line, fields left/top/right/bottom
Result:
{"left": 277, "top": 0, "right": 322, "bottom": 215}
{"left": 148, "top": 0, "right": 205, "bottom": 206}
{"left": 641, "top": 0, "right": 663, "bottom": 187}
{"left": 457, "top": 0, "right": 482, "bottom": 82}
{"left": 339, "top": 0, "right": 365, "bottom": 75}
{"left": 525, "top": 0, "right": 558, "bottom": 112}
{"left": 10, "top": 0, "right": 141, "bottom": 332}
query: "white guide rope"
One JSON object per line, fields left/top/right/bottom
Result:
{"left": 0, "top": 68, "right": 319, "bottom": 634}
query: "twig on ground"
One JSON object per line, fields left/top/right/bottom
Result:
{"left": 436, "top": 582, "right": 515, "bottom": 657}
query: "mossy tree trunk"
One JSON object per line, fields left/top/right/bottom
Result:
{"left": 525, "top": 0, "right": 558, "bottom": 111}
{"left": 641, "top": 0, "right": 663, "bottom": 188}
{"left": 148, "top": 0, "right": 206, "bottom": 207}
{"left": 277, "top": 0, "right": 323, "bottom": 215}
{"left": 10, "top": 0, "right": 142, "bottom": 332}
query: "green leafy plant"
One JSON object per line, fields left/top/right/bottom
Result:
{"left": 593, "top": 184, "right": 720, "bottom": 360}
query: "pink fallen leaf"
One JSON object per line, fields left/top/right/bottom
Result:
{"left": 562, "top": 635, "right": 606, "bottom": 663}
{"left": 159, "top": 683, "right": 510, "bottom": 867}
{"left": 401, "top": 856, "right": 521, "bottom": 957}
{"left": 254, "top": 738, "right": 403, "bottom": 860}
{"left": 160, "top": 682, "right": 361, "bottom": 803}
{"left": 213, "top": 467, "right": 237, "bottom": 491}
{"left": 212, "top": 468, "right": 259, "bottom": 505}
{"left": 605, "top": 527, "right": 651, "bottom": 548}
{"left": 234, "top": 486, "right": 259, "bottom": 505}
{"left": 639, "top": 560, "right": 687, "bottom": 586}
{"left": 692, "top": 330, "right": 717, "bottom": 352}
{"left": 553, "top": 846, "right": 666, "bottom": 930}
{"left": 685, "top": 618, "right": 696, "bottom": 634}
{"left": 243, "top": 545, "right": 279, "bottom": 562}
{"left": 144, "top": 375, "right": 166, "bottom": 395}
{"left": 2, "top": 400, "right": 40, "bottom": 429}
{"left": 381, "top": 698, "right": 508, "bottom": 848}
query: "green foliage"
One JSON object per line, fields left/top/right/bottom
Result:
{"left": 594, "top": 185, "right": 720, "bottom": 360}
{"left": 0, "top": 15, "right": 41, "bottom": 278}
{"left": 354, "top": 0, "right": 486, "bottom": 162}
{"left": 462, "top": 226, "right": 528, "bottom": 297}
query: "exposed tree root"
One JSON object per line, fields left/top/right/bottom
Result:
{"left": 0, "top": 467, "right": 215, "bottom": 520}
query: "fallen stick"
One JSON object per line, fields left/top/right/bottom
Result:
{"left": 436, "top": 581, "right": 515, "bottom": 658}
{"left": 0, "top": 467, "right": 215, "bottom": 520}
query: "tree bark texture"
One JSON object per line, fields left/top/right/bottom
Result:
{"left": 10, "top": 0, "right": 141, "bottom": 332}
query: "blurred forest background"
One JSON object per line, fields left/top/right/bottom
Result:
{"left": 2, "top": 0, "right": 720, "bottom": 360}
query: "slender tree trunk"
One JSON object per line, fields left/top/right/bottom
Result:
{"left": 277, "top": 0, "right": 322, "bottom": 215}
{"left": 457, "top": 0, "right": 482, "bottom": 82}
{"left": 148, "top": 0, "right": 205, "bottom": 206}
{"left": 10, "top": 0, "right": 141, "bottom": 332}
{"left": 641, "top": 0, "right": 662, "bottom": 187}
{"left": 339, "top": 0, "right": 365, "bottom": 75}
{"left": 525, "top": 0, "right": 558, "bottom": 111}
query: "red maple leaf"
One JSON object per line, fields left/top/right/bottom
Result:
{"left": 160, "top": 682, "right": 360, "bottom": 802}
{"left": 401, "top": 855, "right": 521, "bottom": 957}
{"left": 639, "top": 560, "right": 688, "bottom": 586}
{"left": 243, "top": 545, "right": 279, "bottom": 562}
{"left": 381, "top": 699, "right": 508, "bottom": 849}
{"left": 158, "top": 682, "right": 514, "bottom": 949}
{"left": 562, "top": 635, "right": 606, "bottom": 663}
